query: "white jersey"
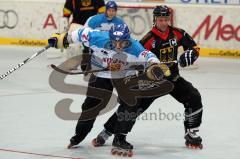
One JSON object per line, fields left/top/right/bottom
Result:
{"left": 71, "top": 28, "right": 160, "bottom": 79}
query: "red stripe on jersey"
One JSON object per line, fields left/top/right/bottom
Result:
{"left": 63, "top": 13, "right": 71, "bottom": 17}
{"left": 173, "top": 30, "right": 183, "bottom": 42}
{"left": 144, "top": 37, "right": 154, "bottom": 51}
{"left": 151, "top": 27, "right": 170, "bottom": 40}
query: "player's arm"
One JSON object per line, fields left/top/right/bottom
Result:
{"left": 138, "top": 50, "right": 171, "bottom": 80}
{"left": 133, "top": 41, "right": 171, "bottom": 80}
{"left": 138, "top": 34, "right": 170, "bottom": 79}
{"left": 177, "top": 29, "right": 200, "bottom": 67}
{"left": 139, "top": 31, "right": 154, "bottom": 51}
{"left": 63, "top": 0, "right": 73, "bottom": 26}
{"left": 48, "top": 27, "right": 93, "bottom": 49}
{"left": 96, "top": 0, "right": 106, "bottom": 13}
{"left": 84, "top": 15, "right": 97, "bottom": 29}
{"left": 63, "top": 0, "right": 73, "bottom": 18}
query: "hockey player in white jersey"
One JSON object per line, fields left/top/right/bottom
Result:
{"left": 81, "top": 0, "right": 125, "bottom": 74}
{"left": 48, "top": 24, "right": 171, "bottom": 156}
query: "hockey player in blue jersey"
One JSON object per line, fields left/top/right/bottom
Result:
{"left": 48, "top": 24, "right": 171, "bottom": 155}
{"left": 81, "top": 0, "right": 125, "bottom": 74}
{"left": 85, "top": 0, "right": 124, "bottom": 31}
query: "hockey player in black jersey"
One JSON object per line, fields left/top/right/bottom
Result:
{"left": 93, "top": 5, "right": 203, "bottom": 155}
{"left": 63, "top": 0, "right": 105, "bottom": 25}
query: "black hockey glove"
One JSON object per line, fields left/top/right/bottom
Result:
{"left": 179, "top": 49, "right": 198, "bottom": 67}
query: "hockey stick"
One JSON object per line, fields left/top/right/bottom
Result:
{"left": 50, "top": 64, "right": 138, "bottom": 75}
{"left": 51, "top": 60, "right": 178, "bottom": 75}
{"left": 0, "top": 45, "right": 51, "bottom": 80}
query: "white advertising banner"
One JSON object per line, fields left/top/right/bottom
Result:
{"left": 0, "top": 1, "right": 239, "bottom": 57}
{"left": 173, "top": 5, "right": 240, "bottom": 50}
{"left": 0, "top": 1, "right": 65, "bottom": 39}
{"left": 165, "top": 0, "right": 240, "bottom": 5}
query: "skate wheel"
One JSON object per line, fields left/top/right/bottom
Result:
{"left": 111, "top": 148, "right": 133, "bottom": 157}
{"left": 91, "top": 138, "right": 97, "bottom": 147}
{"left": 122, "top": 152, "right": 128, "bottom": 157}
{"left": 186, "top": 143, "right": 203, "bottom": 149}
{"left": 111, "top": 149, "right": 117, "bottom": 155}
{"left": 128, "top": 152, "right": 133, "bottom": 157}
{"left": 117, "top": 151, "right": 123, "bottom": 156}
{"left": 128, "top": 151, "right": 133, "bottom": 157}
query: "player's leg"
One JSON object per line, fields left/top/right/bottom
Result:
{"left": 93, "top": 97, "right": 155, "bottom": 156}
{"left": 81, "top": 45, "right": 92, "bottom": 74}
{"left": 63, "top": 23, "right": 83, "bottom": 70}
{"left": 170, "top": 77, "right": 203, "bottom": 149}
{"left": 111, "top": 97, "right": 157, "bottom": 157}
{"left": 68, "top": 75, "right": 114, "bottom": 148}
{"left": 92, "top": 96, "right": 156, "bottom": 148}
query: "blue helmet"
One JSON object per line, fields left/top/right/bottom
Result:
{"left": 106, "top": 1, "right": 118, "bottom": 11}
{"left": 109, "top": 24, "right": 130, "bottom": 41}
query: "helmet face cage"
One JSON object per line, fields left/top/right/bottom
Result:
{"left": 106, "top": 1, "right": 118, "bottom": 11}
{"left": 153, "top": 5, "right": 171, "bottom": 24}
{"left": 109, "top": 24, "right": 131, "bottom": 49}
{"left": 111, "top": 40, "right": 131, "bottom": 49}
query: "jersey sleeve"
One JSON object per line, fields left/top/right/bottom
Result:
{"left": 71, "top": 27, "right": 93, "bottom": 47}
{"left": 95, "top": 0, "right": 106, "bottom": 13}
{"left": 140, "top": 31, "right": 154, "bottom": 51}
{"left": 177, "top": 29, "right": 200, "bottom": 55}
{"left": 84, "top": 16, "right": 96, "bottom": 28}
{"left": 63, "top": 0, "right": 73, "bottom": 18}
{"left": 129, "top": 39, "right": 160, "bottom": 65}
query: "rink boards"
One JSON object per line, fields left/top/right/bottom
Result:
{"left": 0, "top": 0, "right": 239, "bottom": 58}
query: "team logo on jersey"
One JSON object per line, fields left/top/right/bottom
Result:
{"left": 107, "top": 63, "right": 122, "bottom": 71}
{"left": 81, "top": 0, "right": 91, "bottom": 7}
{"left": 169, "top": 38, "right": 177, "bottom": 47}
{"left": 159, "top": 46, "right": 175, "bottom": 67}
{"left": 103, "top": 58, "right": 126, "bottom": 71}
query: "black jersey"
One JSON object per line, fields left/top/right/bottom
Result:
{"left": 63, "top": 0, "right": 106, "bottom": 25}
{"left": 140, "top": 26, "right": 200, "bottom": 76}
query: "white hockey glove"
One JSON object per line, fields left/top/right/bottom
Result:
{"left": 48, "top": 33, "right": 69, "bottom": 49}
{"left": 146, "top": 63, "right": 171, "bottom": 80}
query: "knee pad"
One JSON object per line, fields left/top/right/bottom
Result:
{"left": 185, "top": 89, "right": 202, "bottom": 110}
{"left": 184, "top": 106, "right": 203, "bottom": 129}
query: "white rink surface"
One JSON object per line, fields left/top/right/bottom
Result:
{"left": 0, "top": 45, "right": 240, "bottom": 159}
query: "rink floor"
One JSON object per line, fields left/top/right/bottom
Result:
{"left": 0, "top": 45, "right": 240, "bottom": 159}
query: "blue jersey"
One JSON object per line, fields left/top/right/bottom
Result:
{"left": 84, "top": 13, "right": 124, "bottom": 31}
{"left": 71, "top": 28, "right": 159, "bottom": 78}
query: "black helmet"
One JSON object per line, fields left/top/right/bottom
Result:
{"left": 153, "top": 5, "right": 170, "bottom": 17}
